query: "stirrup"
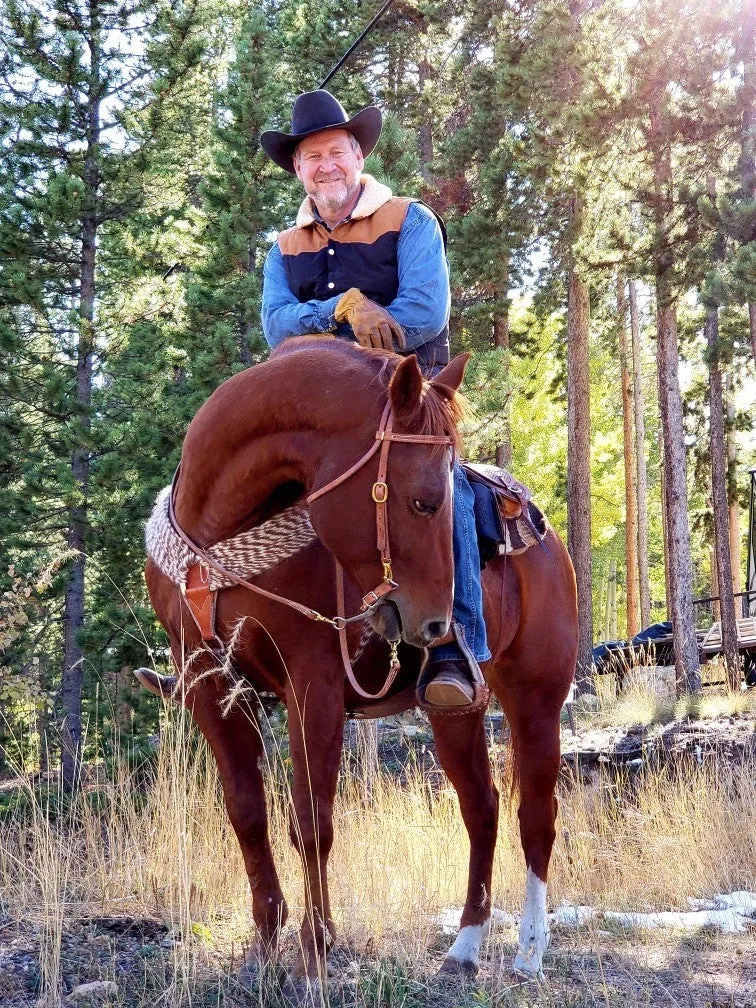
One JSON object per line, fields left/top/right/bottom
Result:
{"left": 415, "top": 622, "right": 490, "bottom": 716}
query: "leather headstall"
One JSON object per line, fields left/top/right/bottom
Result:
{"left": 167, "top": 399, "right": 455, "bottom": 703}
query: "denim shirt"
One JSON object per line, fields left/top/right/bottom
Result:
{"left": 262, "top": 201, "right": 450, "bottom": 357}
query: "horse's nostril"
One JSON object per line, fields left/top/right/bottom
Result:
{"left": 424, "top": 619, "right": 448, "bottom": 643}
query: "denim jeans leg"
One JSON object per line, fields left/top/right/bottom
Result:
{"left": 431, "top": 463, "right": 491, "bottom": 662}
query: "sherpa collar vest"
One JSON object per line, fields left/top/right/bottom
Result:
{"left": 277, "top": 175, "right": 411, "bottom": 308}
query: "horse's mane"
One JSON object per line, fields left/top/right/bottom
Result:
{"left": 272, "top": 337, "right": 468, "bottom": 452}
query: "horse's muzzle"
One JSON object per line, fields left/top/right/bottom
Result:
{"left": 366, "top": 599, "right": 402, "bottom": 642}
{"left": 367, "top": 600, "right": 449, "bottom": 649}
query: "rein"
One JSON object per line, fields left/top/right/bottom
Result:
{"left": 168, "top": 398, "right": 453, "bottom": 701}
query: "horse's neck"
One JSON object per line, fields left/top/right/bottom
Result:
{"left": 175, "top": 353, "right": 376, "bottom": 545}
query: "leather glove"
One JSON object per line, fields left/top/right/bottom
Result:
{"left": 334, "top": 288, "right": 406, "bottom": 351}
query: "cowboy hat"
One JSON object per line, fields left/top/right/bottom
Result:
{"left": 260, "top": 90, "right": 382, "bottom": 174}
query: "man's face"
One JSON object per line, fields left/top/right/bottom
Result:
{"left": 294, "top": 128, "right": 364, "bottom": 216}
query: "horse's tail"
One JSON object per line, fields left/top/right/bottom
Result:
{"left": 134, "top": 667, "right": 179, "bottom": 700}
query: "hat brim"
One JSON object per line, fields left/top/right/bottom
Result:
{"left": 260, "top": 106, "right": 382, "bottom": 174}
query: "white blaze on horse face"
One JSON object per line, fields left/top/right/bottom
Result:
{"left": 514, "top": 868, "right": 550, "bottom": 976}
{"left": 446, "top": 920, "right": 489, "bottom": 968}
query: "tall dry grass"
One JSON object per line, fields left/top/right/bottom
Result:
{"left": 0, "top": 703, "right": 754, "bottom": 1005}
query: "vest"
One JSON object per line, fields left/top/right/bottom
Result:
{"left": 277, "top": 179, "right": 449, "bottom": 374}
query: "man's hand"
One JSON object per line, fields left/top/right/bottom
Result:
{"left": 335, "top": 288, "right": 406, "bottom": 351}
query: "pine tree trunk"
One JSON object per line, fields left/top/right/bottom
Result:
{"left": 240, "top": 237, "right": 256, "bottom": 366}
{"left": 656, "top": 294, "right": 701, "bottom": 692}
{"left": 61, "top": 1, "right": 100, "bottom": 788}
{"left": 711, "top": 545, "right": 720, "bottom": 619}
{"left": 418, "top": 56, "right": 433, "bottom": 183}
{"left": 725, "top": 374, "right": 742, "bottom": 593}
{"left": 617, "top": 277, "right": 640, "bottom": 638}
{"left": 648, "top": 80, "right": 700, "bottom": 694}
{"left": 707, "top": 302, "right": 741, "bottom": 690}
{"left": 741, "top": 0, "right": 756, "bottom": 359}
{"left": 659, "top": 427, "right": 671, "bottom": 618}
{"left": 567, "top": 251, "right": 594, "bottom": 693}
{"left": 609, "top": 558, "right": 618, "bottom": 641}
{"left": 629, "top": 280, "right": 651, "bottom": 628}
{"left": 494, "top": 258, "right": 512, "bottom": 469}
{"left": 705, "top": 174, "right": 740, "bottom": 688}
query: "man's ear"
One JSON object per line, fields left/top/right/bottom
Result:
{"left": 389, "top": 354, "right": 424, "bottom": 417}
{"left": 430, "top": 353, "right": 470, "bottom": 399}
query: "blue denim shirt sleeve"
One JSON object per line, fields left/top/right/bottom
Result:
{"left": 388, "top": 202, "right": 450, "bottom": 351}
{"left": 261, "top": 242, "right": 341, "bottom": 349}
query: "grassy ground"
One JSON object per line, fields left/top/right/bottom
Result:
{"left": 0, "top": 695, "right": 754, "bottom": 1007}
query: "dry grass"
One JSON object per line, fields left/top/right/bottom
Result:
{"left": 0, "top": 704, "right": 754, "bottom": 1007}
{"left": 580, "top": 677, "right": 756, "bottom": 729}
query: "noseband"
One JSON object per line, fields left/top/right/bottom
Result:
{"left": 167, "top": 398, "right": 454, "bottom": 701}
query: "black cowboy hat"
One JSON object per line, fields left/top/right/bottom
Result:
{"left": 260, "top": 90, "right": 382, "bottom": 174}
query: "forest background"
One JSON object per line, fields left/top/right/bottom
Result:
{"left": 1, "top": 0, "right": 755, "bottom": 784}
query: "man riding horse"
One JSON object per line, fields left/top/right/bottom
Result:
{"left": 260, "top": 89, "right": 490, "bottom": 709}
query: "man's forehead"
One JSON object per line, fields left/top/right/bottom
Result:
{"left": 297, "top": 129, "right": 354, "bottom": 154}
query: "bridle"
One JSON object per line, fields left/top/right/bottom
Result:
{"left": 168, "top": 398, "right": 454, "bottom": 700}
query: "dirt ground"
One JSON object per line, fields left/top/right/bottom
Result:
{"left": 2, "top": 710, "right": 754, "bottom": 1007}
{"left": 1, "top": 910, "right": 754, "bottom": 1007}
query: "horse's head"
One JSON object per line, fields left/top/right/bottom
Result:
{"left": 307, "top": 351, "right": 469, "bottom": 649}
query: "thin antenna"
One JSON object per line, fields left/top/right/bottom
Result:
{"left": 317, "top": 0, "right": 397, "bottom": 90}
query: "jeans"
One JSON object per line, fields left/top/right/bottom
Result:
{"left": 430, "top": 463, "right": 491, "bottom": 663}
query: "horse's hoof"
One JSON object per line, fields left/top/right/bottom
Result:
{"left": 237, "top": 956, "right": 259, "bottom": 988}
{"left": 512, "top": 948, "right": 544, "bottom": 981}
{"left": 237, "top": 955, "right": 287, "bottom": 993}
{"left": 280, "top": 975, "right": 322, "bottom": 1006}
{"left": 438, "top": 955, "right": 478, "bottom": 979}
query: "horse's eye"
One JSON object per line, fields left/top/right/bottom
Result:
{"left": 412, "top": 499, "right": 438, "bottom": 516}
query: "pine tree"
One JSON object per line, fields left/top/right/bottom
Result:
{"left": 0, "top": 0, "right": 203, "bottom": 784}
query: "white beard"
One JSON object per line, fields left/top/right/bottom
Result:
{"left": 313, "top": 178, "right": 359, "bottom": 215}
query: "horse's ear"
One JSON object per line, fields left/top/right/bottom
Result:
{"left": 389, "top": 354, "right": 424, "bottom": 416}
{"left": 430, "top": 353, "right": 470, "bottom": 398}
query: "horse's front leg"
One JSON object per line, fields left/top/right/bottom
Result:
{"left": 285, "top": 664, "right": 344, "bottom": 988}
{"left": 429, "top": 710, "right": 499, "bottom": 977}
{"left": 178, "top": 662, "right": 288, "bottom": 970}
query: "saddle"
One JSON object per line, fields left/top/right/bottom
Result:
{"left": 461, "top": 462, "right": 548, "bottom": 566}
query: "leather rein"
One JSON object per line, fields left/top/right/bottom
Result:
{"left": 167, "top": 399, "right": 453, "bottom": 701}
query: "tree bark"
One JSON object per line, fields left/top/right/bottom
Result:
{"left": 418, "top": 55, "right": 433, "bottom": 183}
{"left": 648, "top": 79, "right": 700, "bottom": 694}
{"left": 617, "top": 277, "right": 640, "bottom": 638}
{"left": 659, "top": 427, "right": 671, "bottom": 619}
{"left": 707, "top": 302, "right": 741, "bottom": 689}
{"left": 629, "top": 280, "right": 651, "bottom": 628}
{"left": 61, "top": 0, "right": 100, "bottom": 788}
{"left": 567, "top": 248, "right": 594, "bottom": 693}
{"left": 741, "top": 0, "right": 756, "bottom": 358}
{"left": 494, "top": 256, "right": 512, "bottom": 469}
{"left": 725, "top": 373, "right": 742, "bottom": 594}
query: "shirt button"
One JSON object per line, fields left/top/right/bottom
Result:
{"left": 328, "top": 248, "right": 335, "bottom": 256}
{"left": 327, "top": 282, "right": 334, "bottom": 289}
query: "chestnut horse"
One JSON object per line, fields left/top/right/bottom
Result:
{"left": 140, "top": 338, "right": 577, "bottom": 997}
